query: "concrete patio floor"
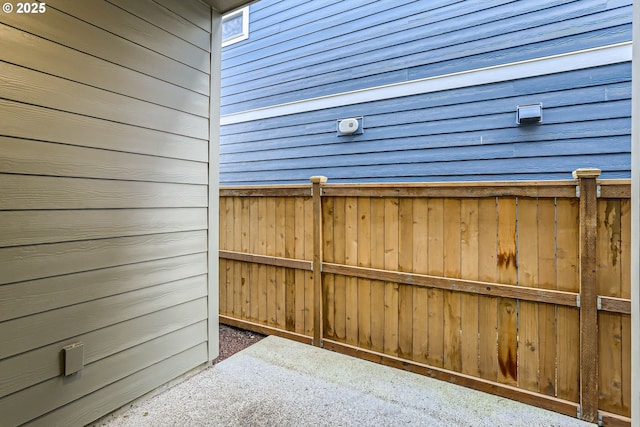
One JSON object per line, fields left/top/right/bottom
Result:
{"left": 97, "top": 336, "right": 594, "bottom": 426}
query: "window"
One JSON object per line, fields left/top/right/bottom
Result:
{"left": 222, "top": 6, "right": 249, "bottom": 47}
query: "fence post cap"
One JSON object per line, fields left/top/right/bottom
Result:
{"left": 310, "top": 176, "right": 328, "bottom": 184}
{"left": 572, "top": 168, "right": 601, "bottom": 179}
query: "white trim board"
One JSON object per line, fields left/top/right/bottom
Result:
{"left": 221, "top": 42, "right": 632, "bottom": 125}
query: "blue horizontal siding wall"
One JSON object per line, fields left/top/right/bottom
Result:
{"left": 221, "top": 0, "right": 632, "bottom": 115}
{"left": 220, "top": 0, "right": 632, "bottom": 185}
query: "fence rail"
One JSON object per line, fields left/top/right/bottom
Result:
{"left": 219, "top": 170, "right": 631, "bottom": 426}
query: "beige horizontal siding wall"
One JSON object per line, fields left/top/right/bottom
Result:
{"left": 0, "top": 0, "right": 213, "bottom": 425}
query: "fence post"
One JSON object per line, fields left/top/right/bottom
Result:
{"left": 573, "top": 167, "right": 601, "bottom": 422}
{"left": 310, "top": 176, "right": 327, "bottom": 347}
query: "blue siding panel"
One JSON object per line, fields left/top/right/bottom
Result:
{"left": 221, "top": 63, "right": 631, "bottom": 137}
{"left": 220, "top": 1, "right": 632, "bottom": 185}
{"left": 221, "top": 0, "right": 631, "bottom": 114}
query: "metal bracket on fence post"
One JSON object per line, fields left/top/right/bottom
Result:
{"left": 572, "top": 167, "right": 601, "bottom": 423}
{"left": 310, "top": 176, "right": 328, "bottom": 348}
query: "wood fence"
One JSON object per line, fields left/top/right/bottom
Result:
{"left": 219, "top": 169, "right": 631, "bottom": 426}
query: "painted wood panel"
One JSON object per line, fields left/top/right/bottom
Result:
{"left": 0, "top": 24, "right": 209, "bottom": 116}
{"left": 220, "top": 0, "right": 631, "bottom": 185}
{"left": 0, "top": 100, "right": 208, "bottom": 162}
{"left": 47, "top": 0, "right": 210, "bottom": 72}
{"left": 1, "top": 323, "right": 208, "bottom": 426}
{"left": 1, "top": 4, "right": 209, "bottom": 94}
{"left": 0, "top": 208, "right": 207, "bottom": 248}
{"left": 0, "top": 0, "right": 213, "bottom": 424}
{"left": 0, "top": 230, "right": 206, "bottom": 285}
{"left": 0, "top": 174, "right": 207, "bottom": 210}
{"left": 220, "top": 65, "right": 631, "bottom": 184}
{"left": 28, "top": 344, "right": 208, "bottom": 427}
{"left": 0, "top": 253, "right": 208, "bottom": 322}
{"left": 106, "top": 0, "right": 211, "bottom": 51}
{"left": 0, "top": 275, "right": 208, "bottom": 360}
{"left": 222, "top": 0, "right": 631, "bottom": 112}
{"left": 0, "top": 62, "right": 207, "bottom": 139}
{"left": 154, "top": 0, "right": 211, "bottom": 31}
{"left": 221, "top": 65, "right": 631, "bottom": 137}
{"left": 0, "top": 299, "right": 207, "bottom": 398}
{"left": 0, "top": 137, "right": 207, "bottom": 184}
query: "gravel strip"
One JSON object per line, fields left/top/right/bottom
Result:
{"left": 213, "top": 324, "right": 265, "bottom": 364}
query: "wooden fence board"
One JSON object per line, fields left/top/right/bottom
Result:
{"left": 517, "top": 198, "right": 540, "bottom": 393}
{"left": 285, "top": 198, "right": 296, "bottom": 331}
{"left": 218, "top": 177, "right": 630, "bottom": 421}
{"left": 599, "top": 312, "right": 624, "bottom": 415}
{"left": 620, "top": 199, "right": 631, "bottom": 299}
{"left": 398, "top": 198, "right": 413, "bottom": 358}
{"left": 357, "top": 197, "right": 372, "bottom": 349}
{"left": 304, "top": 197, "right": 315, "bottom": 336}
{"left": 233, "top": 198, "right": 242, "bottom": 318}
{"left": 537, "top": 198, "right": 558, "bottom": 397}
{"left": 460, "top": 199, "right": 479, "bottom": 377}
{"left": 597, "top": 199, "right": 622, "bottom": 297}
{"left": 411, "top": 198, "right": 429, "bottom": 364}
{"left": 266, "top": 264, "right": 277, "bottom": 325}
{"left": 276, "top": 198, "right": 287, "bottom": 329}
{"left": 219, "top": 197, "right": 228, "bottom": 315}
{"left": 323, "top": 197, "right": 336, "bottom": 339}
{"left": 556, "top": 306, "right": 580, "bottom": 403}
{"left": 597, "top": 198, "right": 623, "bottom": 413}
{"left": 345, "top": 197, "right": 359, "bottom": 346}
{"left": 241, "top": 198, "right": 251, "bottom": 319}
{"left": 294, "top": 197, "right": 306, "bottom": 333}
{"left": 621, "top": 314, "right": 631, "bottom": 417}
{"left": 258, "top": 198, "right": 268, "bottom": 324}
{"left": 249, "top": 198, "right": 260, "bottom": 321}
{"left": 477, "top": 197, "right": 499, "bottom": 382}
{"left": 497, "top": 198, "right": 518, "bottom": 386}
{"left": 427, "top": 198, "right": 445, "bottom": 368}
{"left": 443, "top": 199, "right": 461, "bottom": 373}
{"left": 556, "top": 198, "right": 580, "bottom": 402}
{"left": 334, "top": 197, "right": 347, "bottom": 341}
{"left": 370, "top": 198, "right": 385, "bottom": 353}
{"left": 384, "top": 198, "right": 399, "bottom": 357}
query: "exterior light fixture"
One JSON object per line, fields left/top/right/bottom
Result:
{"left": 337, "top": 117, "right": 364, "bottom": 136}
{"left": 516, "top": 103, "right": 543, "bottom": 125}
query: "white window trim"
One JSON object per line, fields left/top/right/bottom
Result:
{"left": 222, "top": 6, "right": 249, "bottom": 47}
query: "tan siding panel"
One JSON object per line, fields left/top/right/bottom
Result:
{"left": 154, "top": 0, "right": 211, "bottom": 31}
{"left": 0, "top": 23, "right": 209, "bottom": 116}
{"left": 0, "top": 208, "right": 207, "bottom": 248}
{"left": 0, "top": 231, "right": 207, "bottom": 284}
{"left": 0, "top": 275, "right": 208, "bottom": 359}
{"left": 28, "top": 344, "right": 208, "bottom": 427}
{"left": 0, "top": 6, "right": 209, "bottom": 94}
{"left": 0, "top": 323, "right": 208, "bottom": 427}
{"left": 0, "top": 174, "right": 207, "bottom": 210}
{"left": 0, "top": 298, "right": 207, "bottom": 398}
{"left": 0, "top": 230, "right": 207, "bottom": 285}
{"left": 0, "top": 253, "right": 208, "bottom": 322}
{"left": 0, "top": 100, "right": 208, "bottom": 162}
{"left": 46, "top": 0, "right": 209, "bottom": 72}
{"left": 0, "top": 0, "right": 212, "bottom": 423}
{"left": 106, "top": 0, "right": 211, "bottom": 51}
{"left": 0, "top": 137, "right": 208, "bottom": 184}
{"left": 1, "top": 63, "right": 208, "bottom": 139}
